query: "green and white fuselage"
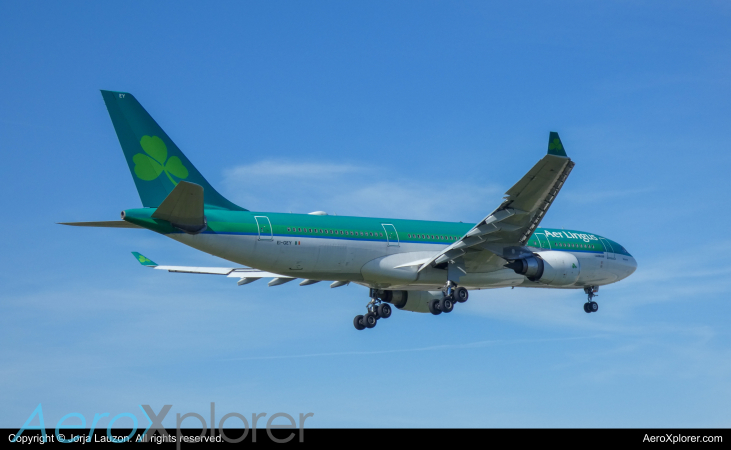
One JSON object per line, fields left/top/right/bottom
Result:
{"left": 63, "top": 90, "right": 636, "bottom": 321}
{"left": 123, "top": 208, "right": 636, "bottom": 291}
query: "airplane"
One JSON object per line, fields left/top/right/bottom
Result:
{"left": 61, "top": 90, "right": 637, "bottom": 331}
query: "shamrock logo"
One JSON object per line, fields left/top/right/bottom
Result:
{"left": 133, "top": 135, "right": 189, "bottom": 186}
{"left": 138, "top": 255, "right": 151, "bottom": 264}
{"left": 548, "top": 138, "right": 563, "bottom": 152}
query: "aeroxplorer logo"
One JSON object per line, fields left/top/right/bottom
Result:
{"left": 9, "top": 403, "right": 313, "bottom": 447}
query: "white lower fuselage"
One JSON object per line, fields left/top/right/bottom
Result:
{"left": 169, "top": 232, "right": 637, "bottom": 291}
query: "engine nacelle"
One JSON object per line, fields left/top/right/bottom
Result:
{"left": 378, "top": 290, "right": 440, "bottom": 313}
{"left": 506, "top": 251, "right": 580, "bottom": 286}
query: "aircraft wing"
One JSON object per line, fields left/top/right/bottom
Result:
{"left": 418, "top": 132, "right": 574, "bottom": 271}
{"left": 131, "top": 252, "right": 298, "bottom": 286}
{"left": 130, "top": 252, "right": 346, "bottom": 287}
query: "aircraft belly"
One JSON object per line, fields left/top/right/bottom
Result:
{"left": 169, "top": 233, "right": 258, "bottom": 267}
{"left": 458, "top": 269, "right": 525, "bottom": 288}
{"left": 361, "top": 251, "right": 437, "bottom": 286}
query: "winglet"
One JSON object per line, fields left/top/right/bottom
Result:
{"left": 547, "top": 132, "right": 567, "bottom": 157}
{"left": 132, "top": 252, "right": 157, "bottom": 267}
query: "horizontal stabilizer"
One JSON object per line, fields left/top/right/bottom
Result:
{"left": 59, "top": 221, "right": 143, "bottom": 229}
{"left": 151, "top": 181, "right": 206, "bottom": 233}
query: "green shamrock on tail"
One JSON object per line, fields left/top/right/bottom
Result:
{"left": 133, "top": 135, "right": 189, "bottom": 186}
{"left": 138, "top": 255, "right": 151, "bottom": 264}
{"left": 548, "top": 138, "right": 563, "bottom": 152}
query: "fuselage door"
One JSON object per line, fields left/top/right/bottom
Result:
{"left": 534, "top": 233, "right": 545, "bottom": 249}
{"left": 600, "top": 238, "right": 616, "bottom": 260}
{"left": 255, "top": 216, "right": 273, "bottom": 241}
{"left": 382, "top": 224, "right": 399, "bottom": 247}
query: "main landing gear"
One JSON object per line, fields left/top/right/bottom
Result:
{"left": 353, "top": 289, "right": 393, "bottom": 331}
{"left": 428, "top": 282, "right": 469, "bottom": 316}
{"left": 583, "top": 286, "right": 599, "bottom": 313}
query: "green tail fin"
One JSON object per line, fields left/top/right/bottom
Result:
{"left": 131, "top": 252, "right": 157, "bottom": 266}
{"left": 547, "top": 131, "right": 567, "bottom": 157}
{"left": 100, "top": 90, "right": 246, "bottom": 211}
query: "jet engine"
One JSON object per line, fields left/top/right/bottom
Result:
{"left": 505, "top": 251, "right": 580, "bottom": 286}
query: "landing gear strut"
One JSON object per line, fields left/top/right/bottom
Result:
{"left": 583, "top": 286, "right": 599, "bottom": 313}
{"left": 354, "top": 289, "right": 393, "bottom": 331}
{"left": 429, "top": 282, "right": 468, "bottom": 316}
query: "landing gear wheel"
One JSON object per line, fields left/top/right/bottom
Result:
{"left": 439, "top": 297, "right": 454, "bottom": 313}
{"left": 589, "top": 301, "right": 599, "bottom": 312}
{"left": 455, "top": 287, "right": 469, "bottom": 303}
{"left": 363, "top": 312, "right": 378, "bottom": 328}
{"left": 377, "top": 303, "right": 392, "bottom": 319}
{"left": 583, "top": 303, "right": 591, "bottom": 314}
{"left": 353, "top": 315, "right": 365, "bottom": 330}
{"left": 428, "top": 299, "right": 442, "bottom": 315}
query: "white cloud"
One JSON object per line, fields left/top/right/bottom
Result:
{"left": 226, "top": 160, "right": 362, "bottom": 178}
{"left": 222, "top": 159, "right": 503, "bottom": 221}
{"left": 561, "top": 186, "right": 656, "bottom": 204}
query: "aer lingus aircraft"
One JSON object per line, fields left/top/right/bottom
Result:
{"left": 62, "top": 91, "right": 637, "bottom": 330}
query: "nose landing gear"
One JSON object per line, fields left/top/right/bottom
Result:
{"left": 353, "top": 289, "right": 393, "bottom": 331}
{"left": 583, "top": 286, "right": 599, "bottom": 313}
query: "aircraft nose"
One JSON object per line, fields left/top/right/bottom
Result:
{"left": 626, "top": 255, "right": 638, "bottom": 276}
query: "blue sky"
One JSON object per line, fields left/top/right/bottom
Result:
{"left": 2, "top": 1, "right": 731, "bottom": 428}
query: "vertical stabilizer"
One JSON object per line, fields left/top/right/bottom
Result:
{"left": 100, "top": 90, "right": 245, "bottom": 211}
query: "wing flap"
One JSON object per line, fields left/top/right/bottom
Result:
{"left": 226, "top": 269, "right": 290, "bottom": 278}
